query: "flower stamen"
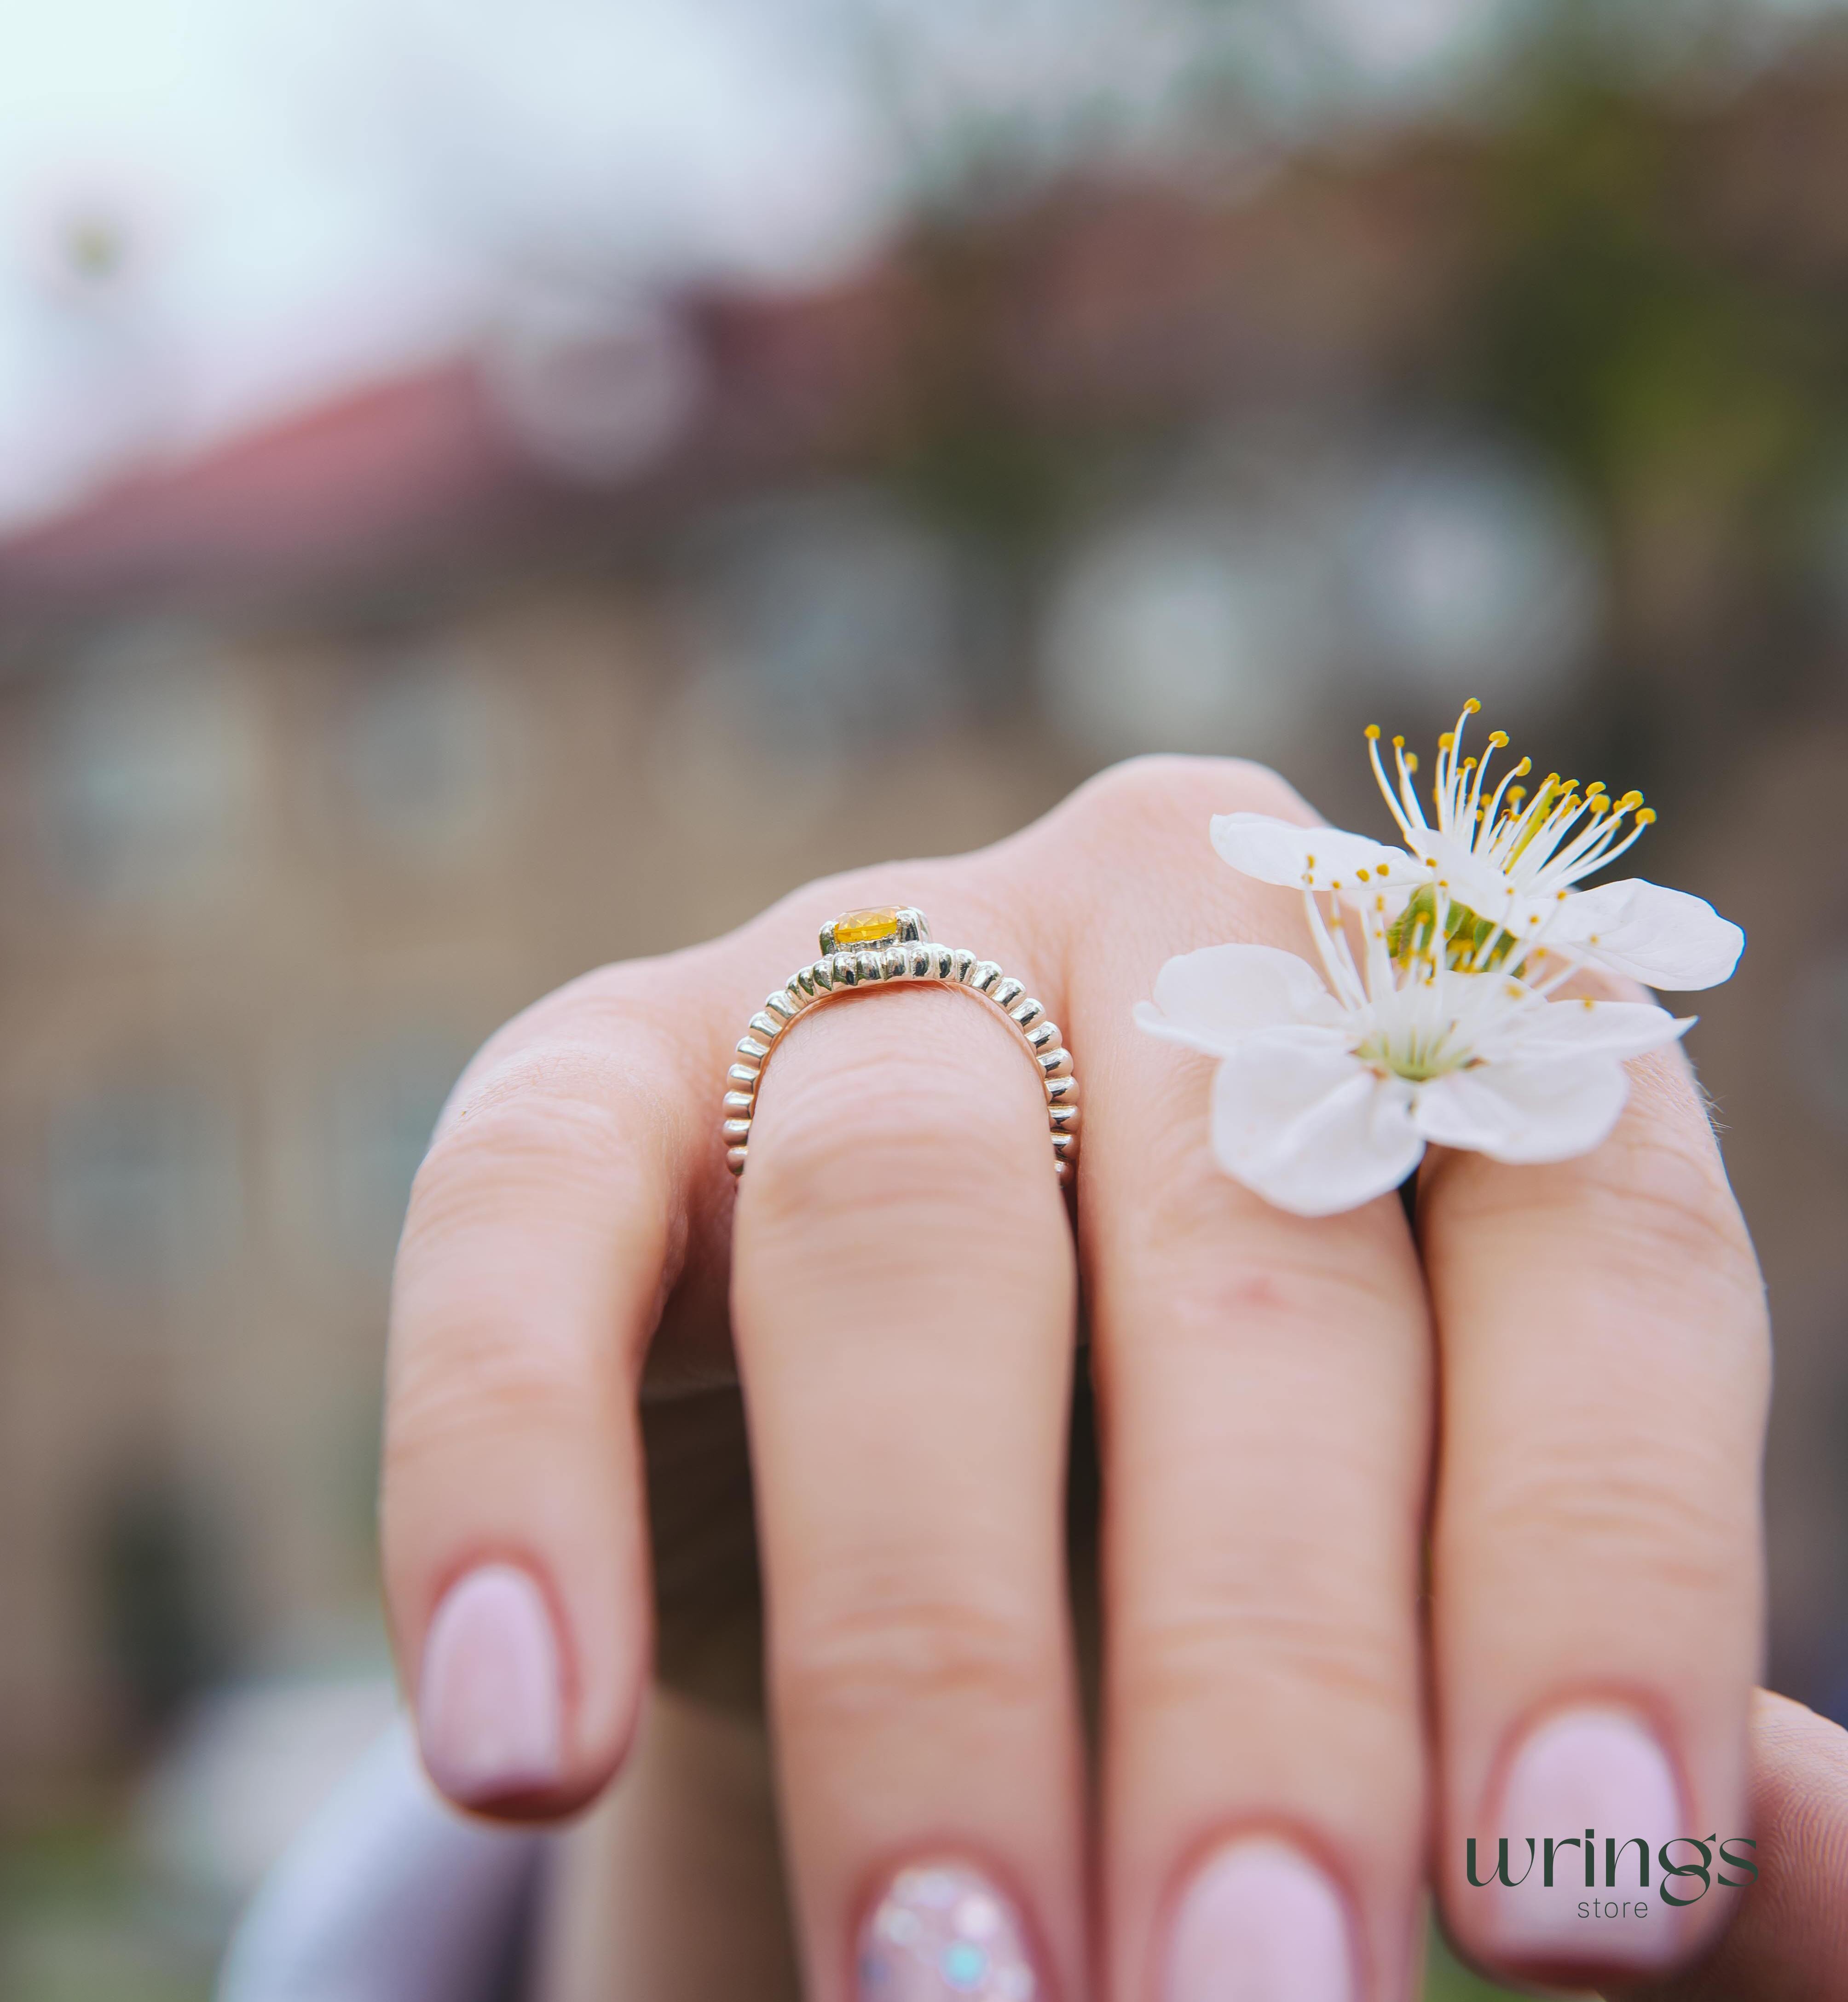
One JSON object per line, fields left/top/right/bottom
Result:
{"left": 1362, "top": 701, "right": 1663, "bottom": 978}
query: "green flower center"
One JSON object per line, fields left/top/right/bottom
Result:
{"left": 1386, "top": 885, "right": 1520, "bottom": 973}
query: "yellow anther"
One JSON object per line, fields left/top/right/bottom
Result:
{"left": 1463, "top": 698, "right": 1482, "bottom": 714}
{"left": 1618, "top": 790, "right": 1643, "bottom": 810}
{"left": 1438, "top": 732, "right": 1455, "bottom": 750}
{"left": 1489, "top": 731, "right": 1509, "bottom": 748}
{"left": 1392, "top": 735, "right": 1405, "bottom": 748}
{"left": 1364, "top": 724, "right": 1381, "bottom": 739}
{"left": 1636, "top": 807, "right": 1657, "bottom": 825}
{"left": 1404, "top": 752, "right": 1419, "bottom": 773}
{"left": 1357, "top": 868, "right": 1370, "bottom": 881}
{"left": 1514, "top": 757, "right": 1531, "bottom": 776}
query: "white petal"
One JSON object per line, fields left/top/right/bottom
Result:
{"left": 1134, "top": 944, "right": 1346, "bottom": 1057}
{"left": 1544, "top": 878, "right": 1744, "bottom": 990}
{"left": 1412, "top": 1057, "right": 1631, "bottom": 1163}
{"left": 1210, "top": 1035, "right": 1425, "bottom": 1215}
{"left": 1210, "top": 813, "right": 1413, "bottom": 896}
{"left": 1490, "top": 995, "right": 1693, "bottom": 1065}
{"left": 1417, "top": 827, "right": 1523, "bottom": 918}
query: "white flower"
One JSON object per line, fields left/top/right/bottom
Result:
{"left": 1211, "top": 700, "right": 1743, "bottom": 990}
{"left": 1136, "top": 894, "right": 1692, "bottom": 1216}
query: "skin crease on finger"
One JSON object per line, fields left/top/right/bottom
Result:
{"left": 1420, "top": 1032, "right": 1768, "bottom": 1988}
{"left": 1043, "top": 770, "right": 1437, "bottom": 2002}
{"left": 379, "top": 754, "right": 1767, "bottom": 1999}
{"left": 729, "top": 981, "right": 1087, "bottom": 2002}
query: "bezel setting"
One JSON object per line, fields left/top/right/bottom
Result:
{"left": 817, "top": 906, "right": 930, "bottom": 955}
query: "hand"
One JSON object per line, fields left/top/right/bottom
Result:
{"left": 381, "top": 757, "right": 1768, "bottom": 2000}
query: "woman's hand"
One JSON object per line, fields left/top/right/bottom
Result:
{"left": 381, "top": 757, "right": 1768, "bottom": 2001}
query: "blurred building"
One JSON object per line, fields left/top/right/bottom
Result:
{"left": 4, "top": 43, "right": 1848, "bottom": 1830}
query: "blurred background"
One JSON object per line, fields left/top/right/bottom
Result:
{"left": 2, "top": 1, "right": 1847, "bottom": 1996}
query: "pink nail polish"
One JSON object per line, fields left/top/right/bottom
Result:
{"left": 417, "top": 1562, "right": 565, "bottom": 1805}
{"left": 857, "top": 1861, "right": 1041, "bottom": 2000}
{"left": 1164, "top": 1839, "right": 1356, "bottom": 2002}
{"left": 1477, "top": 1706, "right": 1684, "bottom": 1968}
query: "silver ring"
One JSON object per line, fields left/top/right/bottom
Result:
{"left": 722, "top": 904, "right": 1079, "bottom": 1183}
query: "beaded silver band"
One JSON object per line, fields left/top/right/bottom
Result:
{"left": 722, "top": 904, "right": 1079, "bottom": 1184}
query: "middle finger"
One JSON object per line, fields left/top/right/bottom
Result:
{"left": 1066, "top": 758, "right": 1436, "bottom": 2002}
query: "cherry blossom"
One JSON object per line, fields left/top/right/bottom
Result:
{"left": 1212, "top": 700, "right": 1742, "bottom": 991}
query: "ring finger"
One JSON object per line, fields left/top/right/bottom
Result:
{"left": 730, "top": 902, "right": 1086, "bottom": 2002}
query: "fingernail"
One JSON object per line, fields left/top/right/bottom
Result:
{"left": 417, "top": 1562, "right": 565, "bottom": 1805}
{"left": 1478, "top": 1706, "right": 1684, "bottom": 1967}
{"left": 857, "top": 1860, "right": 1042, "bottom": 2000}
{"left": 1164, "top": 1838, "right": 1356, "bottom": 2002}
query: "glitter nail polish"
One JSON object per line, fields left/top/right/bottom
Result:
{"left": 858, "top": 1861, "right": 1040, "bottom": 2000}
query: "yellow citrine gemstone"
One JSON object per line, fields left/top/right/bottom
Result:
{"left": 832, "top": 906, "right": 901, "bottom": 946}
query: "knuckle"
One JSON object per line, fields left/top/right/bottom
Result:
{"left": 1101, "top": 1146, "right": 1422, "bottom": 1363}
{"left": 1144, "top": 1214, "right": 1410, "bottom": 1335}
{"left": 1591, "top": 1128, "right": 1758, "bottom": 1284}
{"left": 1118, "top": 1597, "right": 1414, "bottom": 1729}
{"left": 1429, "top": 1114, "right": 1767, "bottom": 1359}
{"left": 1060, "top": 753, "right": 1310, "bottom": 849}
{"left": 744, "top": 1007, "right": 1044, "bottom": 1239}
{"left": 1458, "top": 1436, "right": 1756, "bottom": 1598}
{"left": 386, "top": 1326, "right": 616, "bottom": 1471}
{"left": 404, "top": 1044, "right": 674, "bottom": 1257}
{"left": 774, "top": 1585, "right": 1055, "bottom": 1733}
{"left": 1106, "top": 1255, "right": 1422, "bottom": 1398}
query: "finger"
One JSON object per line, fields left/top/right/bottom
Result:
{"left": 1058, "top": 760, "right": 1437, "bottom": 2002}
{"left": 1622, "top": 1689, "right": 1848, "bottom": 2001}
{"left": 1426, "top": 1040, "right": 1770, "bottom": 1987}
{"left": 731, "top": 918, "right": 1085, "bottom": 2002}
{"left": 382, "top": 980, "right": 701, "bottom": 1815}
{"left": 381, "top": 859, "right": 1023, "bottom": 1820}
